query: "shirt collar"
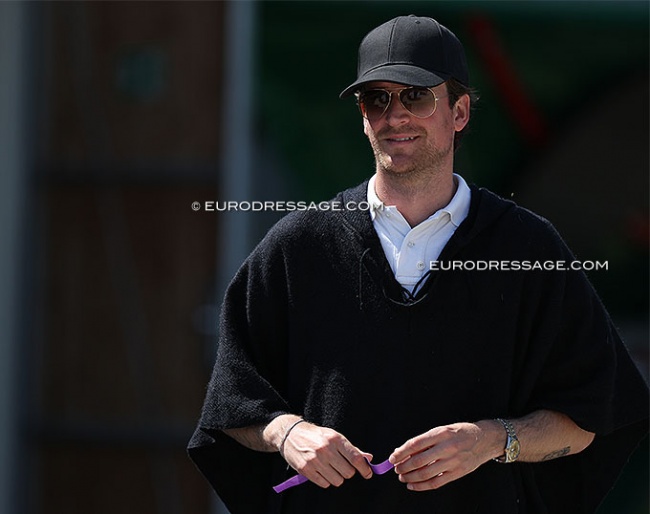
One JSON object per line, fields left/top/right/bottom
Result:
{"left": 445, "top": 174, "right": 471, "bottom": 227}
{"left": 367, "top": 174, "right": 386, "bottom": 221}
{"left": 367, "top": 173, "right": 471, "bottom": 227}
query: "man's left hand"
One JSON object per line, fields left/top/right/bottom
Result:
{"left": 389, "top": 421, "right": 504, "bottom": 491}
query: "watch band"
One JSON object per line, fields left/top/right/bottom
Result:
{"left": 494, "top": 418, "right": 521, "bottom": 463}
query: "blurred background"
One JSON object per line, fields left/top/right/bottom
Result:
{"left": 0, "top": 1, "right": 647, "bottom": 513}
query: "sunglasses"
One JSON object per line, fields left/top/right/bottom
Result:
{"left": 357, "top": 86, "right": 444, "bottom": 121}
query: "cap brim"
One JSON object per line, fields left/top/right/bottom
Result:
{"left": 339, "top": 64, "right": 450, "bottom": 98}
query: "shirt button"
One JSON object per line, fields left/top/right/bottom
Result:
{"left": 407, "top": 241, "right": 415, "bottom": 248}
{"left": 416, "top": 261, "right": 425, "bottom": 270}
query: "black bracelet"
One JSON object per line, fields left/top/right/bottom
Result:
{"left": 279, "top": 419, "right": 307, "bottom": 457}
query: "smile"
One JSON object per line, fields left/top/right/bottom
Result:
{"left": 386, "top": 136, "right": 418, "bottom": 142}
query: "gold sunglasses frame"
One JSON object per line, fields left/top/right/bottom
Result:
{"left": 355, "top": 86, "right": 444, "bottom": 121}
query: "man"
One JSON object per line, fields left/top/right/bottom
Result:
{"left": 188, "top": 15, "right": 648, "bottom": 514}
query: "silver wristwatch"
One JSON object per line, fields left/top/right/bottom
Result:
{"left": 494, "top": 418, "right": 521, "bottom": 463}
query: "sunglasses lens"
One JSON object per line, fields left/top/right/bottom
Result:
{"left": 359, "top": 87, "right": 437, "bottom": 120}
{"left": 359, "top": 90, "right": 390, "bottom": 120}
{"left": 400, "top": 87, "right": 436, "bottom": 117}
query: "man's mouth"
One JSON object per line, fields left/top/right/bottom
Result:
{"left": 385, "top": 135, "right": 418, "bottom": 143}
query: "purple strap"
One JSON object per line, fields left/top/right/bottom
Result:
{"left": 273, "top": 459, "right": 394, "bottom": 493}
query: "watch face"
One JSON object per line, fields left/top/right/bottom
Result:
{"left": 507, "top": 439, "right": 521, "bottom": 462}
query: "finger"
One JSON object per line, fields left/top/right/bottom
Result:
{"left": 343, "top": 443, "right": 374, "bottom": 479}
{"left": 398, "top": 459, "right": 447, "bottom": 484}
{"left": 300, "top": 453, "right": 350, "bottom": 488}
{"left": 293, "top": 465, "right": 333, "bottom": 489}
{"left": 361, "top": 452, "right": 375, "bottom": 479}
{"left": 283, "top": 443, "right": 347, "bottom": 487}
{"left": 405, "top": 466, "right": 464, "bottom": 491}
{"left": 390, "top": 428, "right": 446, "bottom": 464}
{"left": 394, "top": 444, "right": 447, "bottom": 475}
{"left": 318, "top": 464, "right": 348, "bottom": 487}
{"left": 311, "top": 440, "right": 362, "bottom": 486}
{"left": 328, "top": 452, "right": 358, "bottom": 482}
{"left": 361, "top": 451, "right": 374, "bottom": 462}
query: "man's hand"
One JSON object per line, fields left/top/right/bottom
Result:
{"left": 223, "top": 414, "right": 374, "bottom": 488}
{"left": 281, "top": 421, "right": 374, "bottom": 489}
{"left": 388, "top": 411, "right": 595, "bottom": 491}
{"left": 389, "top": 421, "right": 504, "bottom": 491}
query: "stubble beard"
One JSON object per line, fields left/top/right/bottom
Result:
{"left": 371, "top": 132, "right": 454, "bottom": 195}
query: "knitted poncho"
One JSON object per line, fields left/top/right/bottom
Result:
{"left": 189, "top": 181, "right": 648, "bottom": 514}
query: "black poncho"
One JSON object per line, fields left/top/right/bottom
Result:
{"left": 188, "top": 182, "right": 648, "bottom": 514}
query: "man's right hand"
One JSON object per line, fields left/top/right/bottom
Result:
{"left": 275, "top": 417, "right": 374, "bottom": 489}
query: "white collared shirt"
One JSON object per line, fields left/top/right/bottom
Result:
{"left": 367, "top": 173, "right": 471, "bottom": 293}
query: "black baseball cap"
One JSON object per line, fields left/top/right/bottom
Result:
{"left": 340, "top": 15, "right": 469, "bottom": 98}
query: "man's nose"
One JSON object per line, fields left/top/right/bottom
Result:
{"left": 384, "top": 93, "right": 410, "bottom": 125}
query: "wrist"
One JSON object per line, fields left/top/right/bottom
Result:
{"left": 278, "top": 418, "right": 308, "bottom": 457}
{"left": 476, "top": 419, "right": 509, "bottom": 461}
{"left": 493, "top": 418, "right": 521, "bottom": 463}
{"left": 264, "top": 414, "right": 304, "bottom": 453}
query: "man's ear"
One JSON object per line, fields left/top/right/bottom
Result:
{"left": 453, "top": 94, "right": 471, "bottom": 132}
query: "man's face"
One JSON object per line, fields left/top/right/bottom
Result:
{"left": 361, "top": 81, "right": 464, "bottom": 179}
